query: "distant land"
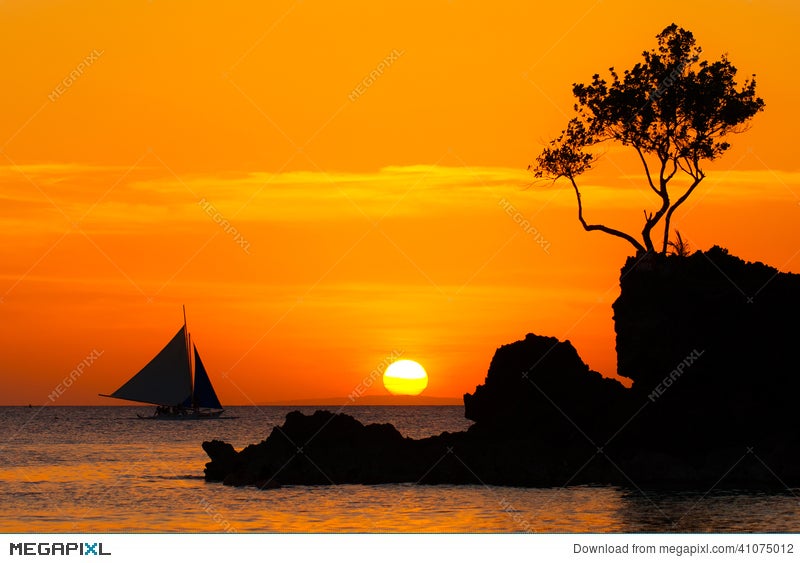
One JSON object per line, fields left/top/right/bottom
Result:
{"left": 254, "top": 395, "right": 463, "bottom": 407}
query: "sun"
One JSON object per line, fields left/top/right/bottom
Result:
{"left": 383, "top": 360, "right": 428, "bottom": 396}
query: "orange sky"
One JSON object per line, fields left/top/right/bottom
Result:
{"left": 1, "top": 0, "right": 798, "bottom": 405}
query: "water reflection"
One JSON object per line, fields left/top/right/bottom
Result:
{"left": 616, "top": 488, "right": 800, "bottom": 532}
{"left": 0, "top": 407, "right": 797, "bottom": 532}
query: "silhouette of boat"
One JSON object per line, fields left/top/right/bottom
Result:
{"left": 100, "top": 307, "right": 229, "bottom": 419}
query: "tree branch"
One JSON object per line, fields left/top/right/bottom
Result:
{"left": 664, "top": 157, "right": 678, "bottom": 183}
{"left": 639, "top": 153, "right": 672, "bottom": 253}
{"left": 661, "top": 174, "right": 704, "bottom": 253}
{"left": 634, "top": 145, "right": 660, "bottom": 196}
{"left": 568, "top": 175, "right": 646, "bottom": 254}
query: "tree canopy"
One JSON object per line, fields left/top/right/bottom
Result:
{"left": 531, "top": 24, "right": 765, "bottom": 255}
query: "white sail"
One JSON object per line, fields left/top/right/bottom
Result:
{"left": 107, "top": 327, "right": 193, "bottom": 406}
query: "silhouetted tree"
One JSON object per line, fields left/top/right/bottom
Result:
{"left": 531, "top": 24, "right": 764, "bottom": 255}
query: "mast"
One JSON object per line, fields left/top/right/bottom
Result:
{"left": 183, "top": 305, "right": 194, "bottom": 408}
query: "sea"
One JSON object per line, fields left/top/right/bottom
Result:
{"left": 0, "top": 406, "right": 797, "bottom": 533}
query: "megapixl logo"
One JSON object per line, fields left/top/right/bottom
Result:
{"left": 10, "top": 542, "right": 111, "bottom": 556}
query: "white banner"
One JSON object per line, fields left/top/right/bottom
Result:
{"left": 2, "top": 534, "right": 798, "bottom": 563}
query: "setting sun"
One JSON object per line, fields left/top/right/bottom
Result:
{"left": 0, "top": 1, "right": 797, "bottom": 408}
{"left": 383, "top": 360, "right": 428, "bottom": 396}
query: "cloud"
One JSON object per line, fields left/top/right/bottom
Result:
{"left": 2, "top": 163, "right": 796, "bottom": 239}
{"left": 125, "top": 165, "right": 538, "bottom": 223}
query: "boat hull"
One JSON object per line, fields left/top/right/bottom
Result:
{"left": 136, "top": 410, "right": 227, "bottom": 420}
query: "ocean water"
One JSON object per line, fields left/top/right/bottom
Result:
{"left": 0, "top": 406, "right": 797, "bottom": 533}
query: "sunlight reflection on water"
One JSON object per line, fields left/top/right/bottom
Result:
{"left": 0, "top": 407, "right": 797, "bottom": 532}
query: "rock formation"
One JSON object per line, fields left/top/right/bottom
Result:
{"left": 203, "top": 248, "right": 800, "bottom": 488}
{"left": 612, "top": 247, "right": 800, "bottom": 484}
{"left": 203, "top": 333, "right": 626, "bottom": 487}
{"left": 464, "top": 333, "right": 628, "bottom": 443}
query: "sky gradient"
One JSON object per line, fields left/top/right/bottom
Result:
{"left": 1, "top": 0, "right": 798, "bottom": 405}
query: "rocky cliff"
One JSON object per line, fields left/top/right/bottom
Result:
{"left": 614, "top": 248, "right": 800, "bottom": 456}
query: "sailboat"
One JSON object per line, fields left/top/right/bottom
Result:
{"left": 100, "top": 307, "right": 227, "bottom": 419}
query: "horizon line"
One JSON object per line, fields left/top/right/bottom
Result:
{"left": 9, "top": 396, "right": 465, "bottom": 408}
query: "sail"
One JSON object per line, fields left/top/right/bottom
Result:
{"left": 108, "top": 327, "right": 193, "bottom": 406}
{"left": 192, "top": 346, "right": 222, "bottom": 410}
